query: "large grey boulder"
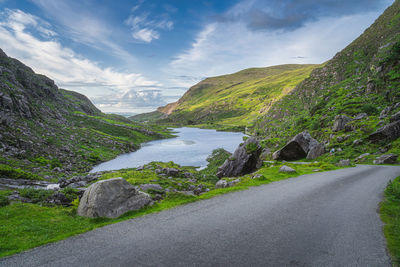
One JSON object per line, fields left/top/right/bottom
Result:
{"left": 272, "top": 131, "right": 325, "bottom": 161}
{"left": 373, "top": 154, "right": 398, "bottom": 164}
{"left": 369, "top": 120, "right": 400, "bottom": 142}
{"left": 332, "top": 115, "right": 352, "bottom": 132}
{"left": 77, "top": 178, "right": 152, "bottom": 218}
{"left": 216, "top": 137, "right": 262, "bottom": 178}
{"left": 279, "top": 165, "right": 296, "bottom": 173}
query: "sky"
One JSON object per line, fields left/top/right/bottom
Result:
{"left": 0, "top": 0, "right": 395, "bottom": 115}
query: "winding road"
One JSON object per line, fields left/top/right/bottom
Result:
{"left": 1, "top": 165, "right": 399, "bottom": 267}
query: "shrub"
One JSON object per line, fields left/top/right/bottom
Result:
{"left": 0, "top": 195, "right": 10, "bottom": 207}
{"left": 0, "top": 164, "right": 43, "bottom": 180}
{"left": 19, "top": 188, "right": 54, "bottom": 203}
{"left": 361, "top": 104, "right": 378, "bottom": 115}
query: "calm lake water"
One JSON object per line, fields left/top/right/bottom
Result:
{"left": 91, "top": 127, "right": 245, "bottom": 172}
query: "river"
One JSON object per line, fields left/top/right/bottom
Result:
{"left": 91, "top": 127, "right": 245, "bottom": 172}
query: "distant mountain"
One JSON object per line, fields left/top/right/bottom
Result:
{"left": 0, "top": 48, "right": 167, "bottom": 178}
{"left": 131, "top": 64, "right": 319, "bottom": 130}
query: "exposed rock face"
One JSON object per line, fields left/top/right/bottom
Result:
{"left": 279, "top": 165, "right": 296, "bottom": 173}
{"left": 369, "top": 120, "right": 400, "bottom": 142}
{"left": 390, "top": 111, "right": 400, "bottom": 123}
{"left": 332, "top": 115, "right": 352, "bottom": 132}
{"left": 379, "top": 107, "right": 391, "bottom": 119}
{"left": 216, "top": 137, "right": 262, "bottom": 178}
{"left": 272, "top": 131, "right": 325, "bottom": 161}
{"left": 373, "top": 154, "right": 398, "bottom": 164}
{"left": 77, "top": 178, "right": 152, "bottom": 218}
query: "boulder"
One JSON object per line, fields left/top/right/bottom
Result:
{"left": 337, "top": 159, "right": 351, "bottom": 167}
{"left": 216, "top": 137, "right": 262, "bottom": 178}
{"left": 163, "top": 168, "right": 179, "bottom": 177}
{"left": 215, "top": 180, "right": 228, "bottom": 189}
{"left": 77, "top": 178, "right": 152, "bottom": 218}
{"left": 354, "top": 113, "right": 368, "bottom": 120}
{"left": 379, "top": 107, "right": 391, "bottom": 119}
{"left": 279, "top": 165, "right": 296, "bottom": 173}
{"left": 272, "top": 131, "right": 324, "bottom": 161}
{"left": 46, "top": 192, "right": 71, "bottom": 206}
{"left": 373, "top": 154, "right": 398, "bottom": 164}
{"left": 356, "top": 153, "right": 370, "bottom": 162}
{"left": 332, "top": 115, "right": 352, "bottom": 132}
{"left": 369, "top": 120, "right": 400, "bottom": 142}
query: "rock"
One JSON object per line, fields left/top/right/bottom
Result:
{"left": 228, "top": 179, "right": 241, "bottom": 187}
{"left": 139, "top": 184, "right": 164, "bottom": 192}
{"left": 163, "top": 168, "right": 179, "bottom": 177}
{"left": 356, "top": 153, "right": 370, "bottom": 162}
{"left": 390, "top": 111, "right": 400, "bottom": 122}
{"left": 369, "top": 120, "right": 400, "bottom": 142}
{"left": 193, "top": 184, "right": 206, "bottom": 195}
{"left": 379, "top": 107, "right": 391, "bottom": 119}
{"left": 336, "top": 135, "right": 350, "bottom": 143}
{"left": 373, "top": 154, "right": 398, "bottom": 164}
{"left": 337, "top": 159, "right": 351, "bottom": 167}
{"left": 353, "top": 139, "right": 362, "bottom": 145}
{"left": 46, "top": 192, "right": 71, "bottom": 206}
{"left": 354, "top": 113, "right": 368, "bottom": 120}
{"left": 216, "top": 137, "right": 262, "bottom": 178}
{"left": 332, "top": 115, "right": 352, "bottom": 132}
{"left": 272, "top": 131, "right": 324, "bottom": 161}
{"left": 77, "top": 178, "right": 152, "bottom": 218}
{"left": 279, "top": 165, "right": 296, "bottom": 173}
{"left": 215, "top": 180, "right": 228, "bottom": 189}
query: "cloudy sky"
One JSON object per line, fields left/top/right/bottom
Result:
{"left": 0, "top": 0, "right": 394, "bottom": 114}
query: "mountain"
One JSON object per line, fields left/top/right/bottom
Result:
{"left": 0, "top": 48, "right": 169, "bottom": 179}
{"left": 131, "top": 64, "right": 319, "bottom": 131}
{"left": 251, "top": 0, "right": 400, "bottom": 161}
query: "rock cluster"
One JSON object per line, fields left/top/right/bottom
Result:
{"left": 77, "top": 178, "right": 152, "bottom": 218}
{"left": 272, "top": 131, "right": 324, "bottom": 161}
{"left": 373, "top": 154, "right": 398, "bottom": 164}
{"left": 217, "top": 137, "right": 262, "bottom": 178}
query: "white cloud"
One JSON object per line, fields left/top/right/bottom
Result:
{"left": 125, "top": 6, "right": 173, "bottom": 43}
{"left": 168, "top": 11, "right": 383, "bottom": 87}
{"left": 0, "top": 9, "right": 160, "bottom": 104}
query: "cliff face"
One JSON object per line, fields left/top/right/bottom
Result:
{"left": 0, "top": 49, "right": 164, "bottom": 178}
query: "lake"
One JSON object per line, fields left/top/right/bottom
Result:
{"left": 91, "top": 127, "right": 245, "bottom": 172}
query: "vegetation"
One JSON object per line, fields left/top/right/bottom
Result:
{"left": 0, "top": 160, "right": 337, "bottom": 258}
{"left": 0, "top": 164, "right": 43, "bottom": 181}
{"left": 381, "top": 176, "right": 400, "bottom": 266}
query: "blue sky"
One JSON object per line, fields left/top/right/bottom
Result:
{"left": 0, "top": 0, "right": 394, "bottom": 114}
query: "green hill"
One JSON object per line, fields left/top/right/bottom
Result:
{"left": 252, "top": 0, "right": 400, "bottom": 162}
{"left": 0, "top": 48, "right": 169, "bottom": 179}
{"left": 131, "top": 64, "right": 319, "bottom": 131}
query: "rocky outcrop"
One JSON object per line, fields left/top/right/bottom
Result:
{"left": 77, "top": 178, "right": 152, "bottom": 218}
{"left": 332, "top": 115, "right": 352, "bottom": 132}
{"left": 272, "top": 131, "right": 324, "bottom": 161}
{"left": 337, "top": 159, "right": 351, "bottom": 167}
{"left": 369, "top": 120, "right": 400, "bottom": 142}
{"left": 216, "top": 137, "right": 262, "bottom": 178}
{"left": 215, "top": 179, "right": 240, "bottom": 189}
{"left": 373, "top": 154, "right": 398, "bottom": 164}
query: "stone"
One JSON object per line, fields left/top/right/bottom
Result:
{"left": 373, "top": 154, "right": 398, "bottom": 164}
{"left": 332, "top": 115, "right": 352, "bottom": 132}
{"left": 354, "top": 113, "right": 368, "bottom": 120}
{"left": 46, "top": 192, "right": 71, "bottom": 206}
{"left": 215, "top": 180, "right": 228, "bottom": 189}
{"left": 279, "top": 165, "right": 296, "bottom": 173}
{"left": 336, "top": 135, "right": 350, "bottom": 143}
{"left": 390, "top": 111, "right": 400, "bottom": 123}
{"left": 272, "top": 131, "right": 324, "bottom": 161}
{"left": 139, "top": 184, "right": 164, "bottom": 192}
{"left": 337, "top": 159, "right": 351, "bottom": 167}
{"left": 353, "top": 139, "right": 362, "bottom": 145}
{"left": 379, "top": 107, "right": 391, "bottom": 119}
{"left": 216, "top": 137, "right": 262, "bottom": 178}
{"left": 163, "top": 168, "right": 179, "bottom": 177}
{"left": 356, "top": 153, "right": 370, "bottom": 162}
{"left": 369, "top": 120, "right": 400, "bottom": 142}
{"left": 77, "top": 178, "right": 152, "bottom": 218}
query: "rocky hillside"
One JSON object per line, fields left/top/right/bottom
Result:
{"left": 0, "top": 48, "right": 169, "bottom": 180}
{"left": 131, "top": 64, "right": 319, "bottom": 131}
{"left": 252, "top": 0, "right": 400, "bottom": 163}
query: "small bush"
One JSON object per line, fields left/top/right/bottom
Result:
{"left": 245, "top": 142, "right": 258, "bottom": 153}
{"left": 0, "top": 195, "right": 10, "bottom": 207}
{"left": 0, "top": 164, "right": 43, "bottom": 180}
{"left": 361, "top": 104, "right": 378, "bottom": 115}
{"left": 386, "top": 179, "right": 400, "bottom": 200}
{"left": 19, "top": 188, "right": 54, "bottom": 203}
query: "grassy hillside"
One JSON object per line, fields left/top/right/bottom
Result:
{"left": 132, "top": 64, "right": 319, "bottom": 131}
{"left": 0, "top": 48, "right": 170, "bottom": 180}
{"left": 251, "top": 0, "right": 400, "bottom": 163}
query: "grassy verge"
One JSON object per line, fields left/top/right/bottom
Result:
{"left": 380, "top": 176, "right": 400, "bottom": 266}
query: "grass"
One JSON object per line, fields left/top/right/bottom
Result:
{"left": 380, "top": 176, "right": 400, "bottom": 266}
{"left": 0, "top": 161, "right": 338, "bottom": 258}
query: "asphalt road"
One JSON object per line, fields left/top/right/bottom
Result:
{"left": 1, "top": 165, "right": 400, "bottom": 267}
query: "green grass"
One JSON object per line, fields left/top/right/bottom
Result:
{"left": 0, "top": 161, "right": 338, "bottom": 258}
{"left": 381, "top": 176, "right": 400, "bottom": 266}
{"left": 0, "top": 164, "right": 43, "bottom": 181}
